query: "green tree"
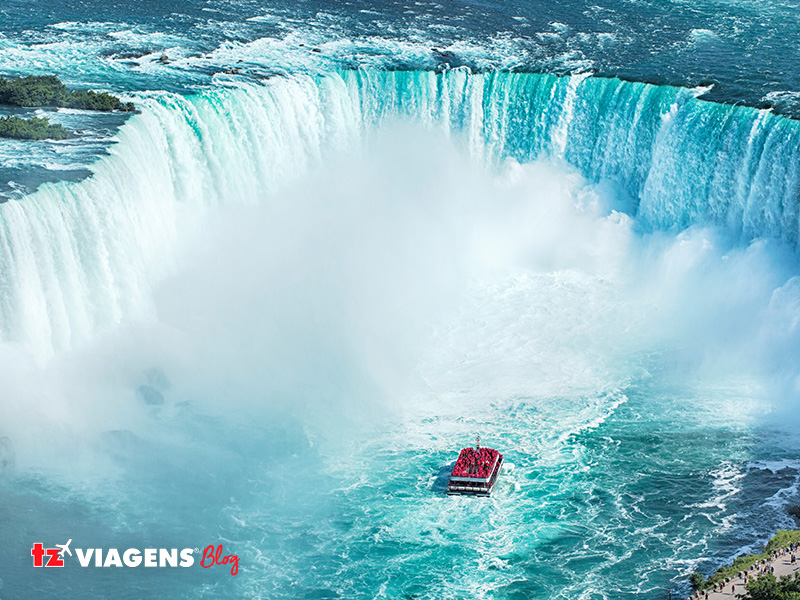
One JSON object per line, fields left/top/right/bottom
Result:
{"left": 0, "top": 115, "right": 70, "bottom": 140}
{"left": 742, "top": 572, "right": 800, "bottom": 600}
{"left": 0, "top": 75, "right": 134, "bottom": 111}
{"left": 690, "top": 572, "right": 708, "bottom": 592}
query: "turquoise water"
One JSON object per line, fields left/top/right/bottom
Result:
{"left": 1, "top": 5, "right": 800, "bottom": 600}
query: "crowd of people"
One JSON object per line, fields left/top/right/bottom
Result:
{"left": 690, "top": 541, "right": 800, "bottom": 599}
{"left": 451, "top": 446, "right": 501, "bottom": 478}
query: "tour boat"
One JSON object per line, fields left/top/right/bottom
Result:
{"left": 447, "top": 437, "right": 503, "bottom": 497}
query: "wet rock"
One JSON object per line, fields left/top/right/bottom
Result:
{"left": 144, "top": 367, "right": 171, "bottom": 391}
{"left": 432, "top": 47, "right": 455, "bottom": 59}
{"left": 97, "top": 429, "right": 144, "bottom": 462}
{"left": 0, "top": 437, "right": 14, "bottom": 472}
{"left": 99, "top": 429, "right": 140, "bottom": 451}
{"left": 136, "top": 384, "right": 164, "bottom": 406}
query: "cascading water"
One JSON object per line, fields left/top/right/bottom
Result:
{"left": 2, "top": 70, "right": 800, "bottom": 360}
{"left": 2, "top": 62, "right": 800, "bottom": 599}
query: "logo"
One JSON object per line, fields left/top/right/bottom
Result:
{"left": 201, "top": 544, "right": 239, "bottom": 576}
{"left": 31, "top": 540, "right": 68, "bottom": 567}
{"left": 30, "top": 540, "right": 239, "bottom": 575}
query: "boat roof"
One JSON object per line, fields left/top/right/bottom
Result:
{"left": 450, "top": 446, "right": 502, "bottom": 481}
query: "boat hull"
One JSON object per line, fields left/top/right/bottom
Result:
{"left": 447, "top": 456, "right": 503, "bottom": 496}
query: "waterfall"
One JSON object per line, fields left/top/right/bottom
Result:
{"left": 2, "top": 69, "right": 798, "bottom": 357}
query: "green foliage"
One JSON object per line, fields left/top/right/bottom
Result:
{"left": 0, "top": 75, "right": 134, "bottom": 111}
{"left": 690, "top": 572, "right": 707, "bottom": 591}
{"left": 0, "top": 115, "right": 70, "bottom": 140}
{"left": 694, "top": 530, "right": 800, "bottom": 590}
{"left": 767, "top": 531, "right": 800, "bottom": 554}
{"left": 742, "top": 572, "right": 800, "bottom": 600}
{"left": 64, "top": 89, "right": 135, "bottom": 112}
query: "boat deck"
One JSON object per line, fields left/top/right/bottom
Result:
{"left": 447, "top": 446, "right": 503, "bottom": 496}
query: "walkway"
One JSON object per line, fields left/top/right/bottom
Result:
{"left": 692, "top": 546, "right": 800, "bottom": 600}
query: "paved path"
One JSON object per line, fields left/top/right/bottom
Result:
{"left": 691, "top": 547, "right": 800, "bottom": 600}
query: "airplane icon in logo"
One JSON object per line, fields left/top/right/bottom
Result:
{"left": 55, "top": 539, "right": 72, "bottom": 558}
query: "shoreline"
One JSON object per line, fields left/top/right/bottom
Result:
{"left": 690, "top": 530, "right": 800, "bottom": 599}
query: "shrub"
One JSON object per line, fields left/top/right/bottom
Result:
{"left": 0, "top": 115, "right": 70, "bottom": 140}
{"left": 690, "top": 572, "right": 707, "bottom": 591}
{"left": 0, "top": 75, "right": 134, "bottom": 111}
{"left": 741, "top": 572, "right": 800, "bottom": 600}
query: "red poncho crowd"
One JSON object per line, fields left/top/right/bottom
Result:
{"left": 451, "top": 447, "right": 501, "bottom": 478}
